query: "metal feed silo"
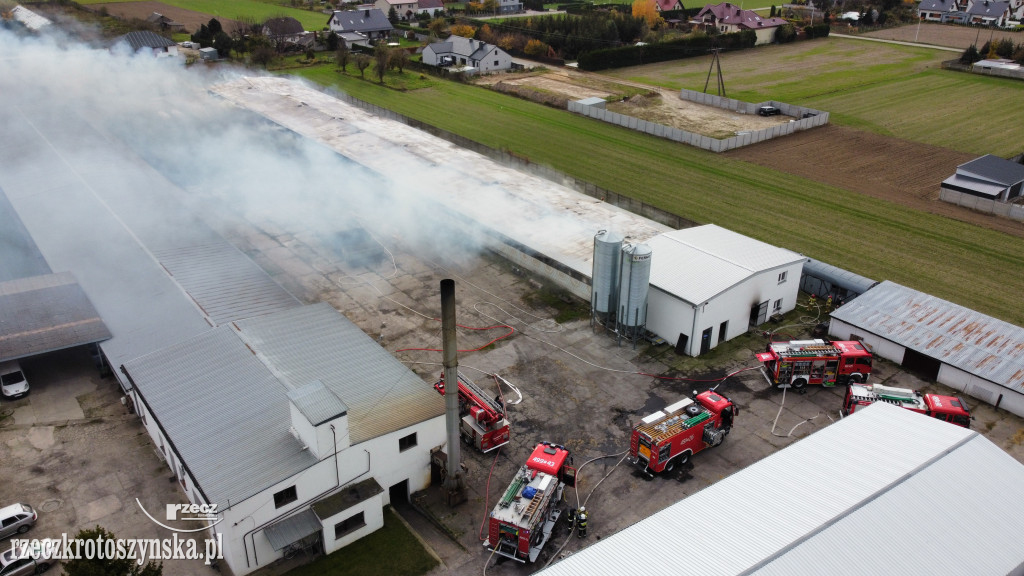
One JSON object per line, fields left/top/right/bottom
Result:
{"left": 591, "top": 230, "right": 623, "bottom": 321}
{"left": 617, "top": 243, "right": 651, "bottom": 347}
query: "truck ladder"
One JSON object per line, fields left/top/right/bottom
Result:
{"left": 521, "top": 489, "right": 544, "bottom": 523}
{"left": 457, "top": 373, "right": 505, "bottom": 416}
{"left": 499, "top": 470, "right": 528, "bottom": 508}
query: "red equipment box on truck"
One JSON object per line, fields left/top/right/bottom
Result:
{"left": 757, "top": 339, "right": 872, "bottom": 389}
{"left": 629, "top": 390, "right": 737, "bottom": 475}
{"left": 843, "top": 383, "right": 971, "bottom": 428}
{"left": 484, "top": 442, "right": 576, "bottom": 563}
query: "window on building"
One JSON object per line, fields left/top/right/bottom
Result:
{"left": 399, "top": 432, "right": 417, "bottom": 452}
{"left": 274, "top": 486, "right": 298, "bottom": 508}
{"left": 335, "top": 512, "right": 366, "bottom": 539}
{"left": 778, "top": 271, "right": 787, "bottom": 284}
{"left": 773, "top": 299, "right": 782, "bottom": 312}
{"left": 494, "top": 60, "right": 499, "bottom": 66}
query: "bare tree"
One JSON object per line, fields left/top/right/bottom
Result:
{"left": 354, "top": 53, "right": 371, "bottom": 78}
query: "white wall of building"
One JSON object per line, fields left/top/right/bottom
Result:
{"left": 131, "top": 385, "right": 445, "bottom": 576}
{"left": 320, "top": 494, "right": 385, "bottom": 555}
{"left": 828, "top": 318, "right": 907, "bottom": 363}
{"left": 473, "top": 45, "right": 513, "bottom": 73}
{"left": 646, "top": 262, "right": 801, "bottom": 356}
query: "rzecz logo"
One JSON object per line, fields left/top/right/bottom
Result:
{"left": 136, "top": 499, "right": 223, "bottom": 533}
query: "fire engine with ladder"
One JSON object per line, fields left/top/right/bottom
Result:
{"left": 629, "top": 390, "right": 737, "bottom": 476}
{"left": 757, "top": 339, "right": 873, "bottom": 390}
{"left": 843, "top": 383, "right": 972, "bottom": 428}
{"left": 485, "top": 442, "right": 576, "bottom": 563}
{"left": 434, "top": 371, "right": 510, "bottom": 452}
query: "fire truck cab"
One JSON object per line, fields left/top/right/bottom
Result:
{"left": 485, "top": 442, "right": 576, "bottom": 563}
{"left": 843, "top": 383, "right": 972, "bottom": 428}
{"left": 757, "top": 339, "right": 872, "bottom": 389}
{"left": 629, "top": 390, "right": 737, "bottom": 476}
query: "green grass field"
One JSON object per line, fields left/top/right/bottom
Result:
{"left": 282, "top": 60, "right": 1024, "bottom": 326}
{"left": 601, "top": 37, "right": 1024, "bottom": 157}
{"left": 78, "top": 0, "right": 331, "bottom": 30}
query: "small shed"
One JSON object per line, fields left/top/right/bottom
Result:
{"left": 199, "top": 47, "right": 218, "bottom": 61}
{"left": 941, "top": 154, "right": 1024, "bottom": 202}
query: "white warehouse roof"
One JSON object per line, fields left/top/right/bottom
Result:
{"left": 647, "top": 224, "right": 804, "bottom": 304}
{"left": 537, "top": 402, "right": 1024, "bottom": 576}
{"left": 831, "top": 281, "right": 1024, "bottom": 392}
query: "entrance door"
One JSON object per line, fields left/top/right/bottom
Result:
{"left": 718, "top": 321, "right": 728, "bottom": 344}
{"left": 750, "top": 301, "right": 769, "bottom": 326}
{"left": 675, "top": 334, "right": 689, "bottom": 355}
{"left": 902, "top": 348, "right": 941, "bottom": 380}
{"left": 700, "top": 327, "right": 713, "bottom": 355}
{"left": 389, "top": 479, "right": 409, "bottom": 506}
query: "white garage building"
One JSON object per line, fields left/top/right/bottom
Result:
{"left": 645, "top": 225, "right": 805, "bottom": 355}
{"left": 537, "top": 401, "right": 1024, "bottom": 576}
{"left": 829, "top": 280, "right": 1024, "bottom": 419}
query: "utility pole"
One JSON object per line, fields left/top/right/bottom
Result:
{"left": 703, "top": 47, "right": 726, "bottom": 97}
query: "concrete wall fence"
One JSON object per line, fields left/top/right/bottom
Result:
{"left": 939, "top": 188, "right": 1024, "bottom": 222}
{"left": 568, "top": 90, "right": 828, "bottom": 153}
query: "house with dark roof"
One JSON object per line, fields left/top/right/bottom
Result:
{"left": 114, "top": 30, "right": 179, "bottom": 58}
{"left": 374, "top": 0, "right": 419, "bottom": 20}
{"left": 694, "top": 3, "right": 788, "bottom": 44}
{"left": 326, "top": 8, "right": 393, "bottom": 44}
{"left": 262, "top": 16, "right": 313, "bottom": 50}
{"left": 941, "top": 154, "right": 1024, "bottom": 202}
{"left": 145, "top": 12, "right": 184, "bottom": 32}
{"left": 918, "top": 0, "right": 960, "bottom": 20}
{"left": 966, "top": 0, "right": 1012, "bottom": 25}
{"left": 421, "top": 35, "right": 513, "bottom": 73}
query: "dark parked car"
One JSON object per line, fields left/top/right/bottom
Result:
{"left": 758, "top": 105, "right": 781, "bottom": 116}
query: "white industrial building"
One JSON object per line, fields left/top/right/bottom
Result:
{"left": 537, "top": 401, "right": 1024, "bottom": 576}
{"left": 829, "top": 280, "right": 1024, "bottom": 419}
{"left": 121, "top": 303, "right": 445, "bottom": 575}
{"left": 644, "top": 225, "right": 804, "bottom": 355}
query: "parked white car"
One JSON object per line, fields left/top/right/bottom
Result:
{"left": 0, "top": 361, "right": 29, "bottom": 399}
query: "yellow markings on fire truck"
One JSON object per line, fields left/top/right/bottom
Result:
{"left": 639, "top": 445, "right": 651, "bottom": 459}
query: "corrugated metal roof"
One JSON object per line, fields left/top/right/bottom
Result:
{"left": 0, "top": 272, "right": 112, "bottom": 362}
{"left": 0, "top": 186, "right": 51, "bottom": 283}
{"left": 286, "top": 380, "right": 348, "bottom": 426}
{"left": 830, "top": 281, "right": 1024, "bottom": 392}
{"left": 801, "top": 258, "right": 878, "bottom": 295}
{"left": 647, "top": 225, "right": 805, "bottom": 304}
{"left": 263, "top": 509, "right": 321, "bottom": 551}
{"left": 152, "top": 243, "right": 300, "bottom": 326}
{"left": 538, "top": 403, "right": 1024, "bottom": 576}
{"left": 123, "top": 326, "right": 318, "bottom": 508}
{"left": 235, "top": 302, "right": 445, "bottom": 445}
{"left": 117, "top": 30, "right": 177, "bottom": 51}
{"left": 0, "top": 104, "right": 211, "bottom": 372}
{"left": 956, "top": 154, "right": 1024, "bottom": 185}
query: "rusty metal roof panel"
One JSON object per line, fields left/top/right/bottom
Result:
{"left": 831, "top": 281, "right": 1024, "bottom": 392}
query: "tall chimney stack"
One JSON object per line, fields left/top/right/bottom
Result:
{"left": 440, "top": 279, "right": 465, "bottom": 505}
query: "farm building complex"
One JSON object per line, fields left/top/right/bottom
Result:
{"left": 829, "top": 281, "right": 1024, "bottom": 419}
{"left": 537, "top": 401, "right": 1024, "bottom": 576}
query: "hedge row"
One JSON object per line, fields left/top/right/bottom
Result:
{"left": 577, "top": 30, "right": 757, "bottom": 71}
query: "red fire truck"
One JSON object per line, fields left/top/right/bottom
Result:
{"left": 434, "top": 371, "right": 510, "bottom": 452}
{"left": 757, "top": 339, "right": 873, "bottom": 390}
{"left": 629, "top": 390, "right": 737, "bottom": 475}
{"left": 485, "top": 442, "right": 577, "bottom": 563}
{"left": 842, "top": 383, "right": 972, "bottom": 428}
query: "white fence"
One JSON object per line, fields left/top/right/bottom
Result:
{"left": 939, "top": 188, "right": 1024, "bottom": 222}
{"left": 568, "top": 90, "right": 828, "bottom": 153}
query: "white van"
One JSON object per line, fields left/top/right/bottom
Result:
{"left": 0, "top": 361, "right": 29, "bottom": 399}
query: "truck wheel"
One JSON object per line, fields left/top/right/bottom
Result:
{"left": 792, "top": 378, "right": 807, "bottom": 390}
{"left": 850, "top": 374, "right": 863, "bottom": 384}
{"left": 664, "top": 458, "right": 675, "bottom": 472}
{"left": 678, "top": 452, "right": 690, "bottom": 465}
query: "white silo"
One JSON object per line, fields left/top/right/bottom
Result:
{"left": 591, "top": 230, "right": 623, "bottom": 325}
{"left": 616, "top": 243, "right": 651, "bottom": 347}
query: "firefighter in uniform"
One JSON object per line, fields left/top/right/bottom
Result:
{"left": 577, "top": 506, "right": 588, "bottom": 538}
{"left": 566, "top": 508, "right": 577, "bottom": 535}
